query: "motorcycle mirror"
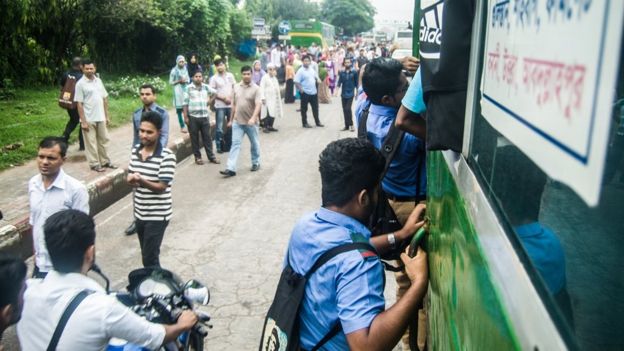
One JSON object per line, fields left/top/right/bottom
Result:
{"left": 184, "top": 279, "right": 210, "bottom": 305}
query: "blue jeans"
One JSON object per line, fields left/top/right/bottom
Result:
{"left": 226, "top": 122, "right": 260, "bottom": 172}
{"left": 215, "top": 107, "right": 231, "bottom": 150}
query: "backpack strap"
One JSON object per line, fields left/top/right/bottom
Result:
{"left": 47, "top": 290, "right": 93, "bottom": 351}
{"left": 310, "top": 321, "right": 342, "bottom": 351}
{"left": 357, "top": 102, "right": 405, "bottom": 180}
{"left": 357, "top": 103, "right": 371, "bottom": 141}
{"left": 379, "top": 119, "right": 405, "bottom": 179}
{"left": 305, "top": 242, "right": 376, "bottom": 279}
{"left": 305, "top": 242, "right": 377, "bottom": 350}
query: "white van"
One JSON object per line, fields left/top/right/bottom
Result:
{"left": 394, "top": 30, "right": 413, "bottom": 49}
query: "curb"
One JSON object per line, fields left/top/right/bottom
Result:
{"left": 0, "top": 135, "right": 192, "bottom": 259}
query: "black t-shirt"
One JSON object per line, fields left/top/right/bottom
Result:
{"left": 419, "top": 0, "right": 476, "bottom": 152}
{"left": 60, "top": 69, "right": 83, "bottom": 88}
{"left": 419, "top": 0, "right": 475, "bottom": 94}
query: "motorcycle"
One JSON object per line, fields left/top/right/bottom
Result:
{"left": 91, "top": 265, "right": 212, "bottom": 351}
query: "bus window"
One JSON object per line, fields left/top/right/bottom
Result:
{"left": 467, "top": 43, "right": 624, "bottom": 350}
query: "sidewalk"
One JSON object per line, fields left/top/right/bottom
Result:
{"left": 0, "top": 109, "right": 192, "bottom": 257}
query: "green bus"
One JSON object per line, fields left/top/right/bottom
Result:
{"left": 289, "top": 19, "right": 335, "bottom": 50}
{"left": 417, "top": 0, "right": 624, "bottom": 350}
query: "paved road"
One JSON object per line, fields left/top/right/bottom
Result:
{"left": 3, "top": 97, "right": 398, "bottom": 350}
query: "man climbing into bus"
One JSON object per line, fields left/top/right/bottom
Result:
{"left": 283, "top": 138, "right": 428, "bottom": 350}
{"left": 357, "top": 57, "right": 427, "bottom": 351}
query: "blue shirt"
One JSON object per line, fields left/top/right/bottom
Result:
{"left": 514, "top": 222, "right": 566, "bottom": 294}
{"left": 132, "top": 103, "right": 169, "bottom": 149}
{"left": 337, "top": 68, "right": 358, "bottom": 99}
{"left": 353, "top": 89, "right": 368, "bottom": 121}
{"left": 294, "top": 66, "right": 319, "bottom": 95}
{"left": 401, "top": 67, "right": 426, "bottom": 114}
{"left": 356, "top": 103, "right": 427, "bottom": 198}
{"left": 285, "top": 207, "right": 385, "bottom": 350}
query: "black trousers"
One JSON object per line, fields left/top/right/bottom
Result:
{"left": 300, "top": 92, "right": 320, "bottom": 126}
{"left": 284, "top": 79, "right": 295, "bottom": 103}
{"left": 341, "top": 96, "right": 354, "bottom": 128}
{"left": 136, "top": 219, "right": 169, "bottom": 268}
{"left": 62, "top": 108, "right": 84, "bottom": 149}
{"left": 188, "top": 116, "right": 215, "bottom": 160}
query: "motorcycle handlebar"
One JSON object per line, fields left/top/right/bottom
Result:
{"left": 193, "top": 323, "right": 209, "bottom": 337}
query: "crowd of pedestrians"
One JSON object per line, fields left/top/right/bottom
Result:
{"left": 1, "top": 35, "right": 430, "bottom": 350}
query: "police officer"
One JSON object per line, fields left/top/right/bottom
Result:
{"left": 124, "top": 83, "right": 170, "bottom": 235}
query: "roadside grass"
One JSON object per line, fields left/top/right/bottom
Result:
{"left": 228, "top": 57, "right": 255, "bottom": 80}
{"left": 0, "top": 74, "right": 173, "bottom": 171}
{"left": 0, "top": 58, "right": 252, "bottom": 171}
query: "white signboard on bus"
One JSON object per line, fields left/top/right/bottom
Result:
{"left": 481, "top": 0, "right": 624, "bottom": 206}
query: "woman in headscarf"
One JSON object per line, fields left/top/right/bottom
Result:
{"left": 260, "top": 63, "right": 283, "bottom": 132}
{"left": 169, "top": 55, "right": 189, "bottom": 133}
{"left": 187, "top": 53, "right": 203, "bottom": 77}
{"left": 252, "top": 60, "right": 265, "bottom": 86}
{"left": 317, "top": 59, "right": 332, "bottom": 104}
{"left": 325, "top": 50, "right": 337, "bottom": 95}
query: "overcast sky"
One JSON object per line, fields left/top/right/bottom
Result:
{"left": 369, "top": 0, "right": 415, "bottom": 23}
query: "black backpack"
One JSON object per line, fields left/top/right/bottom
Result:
{"left": 259, "top": 242, "right": 377, "bottom": 351}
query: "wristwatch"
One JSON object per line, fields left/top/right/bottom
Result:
{"left": 388, "top": 233, "right": 397, "bottom": 250}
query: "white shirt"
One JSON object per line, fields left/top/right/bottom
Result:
{"left": 209, "top": 72, "right": 236, "bottom": 108}
{"left": 74, "top": 76, "right": 109, "bottom": 122}
{"left": 270, "top": 48, "right": 282, "bottom": 68}
{"left": 17, "top": 271, "right": 165, "bottom": 351}
{"left": 28, "top": 169, "right": 89, "bottom": 272}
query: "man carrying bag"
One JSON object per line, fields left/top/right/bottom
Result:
{"left": 260, "top": 138, "right": 428, "bottom": 351}
{"left": 58, "top": 57, "right": 84, "bottom": 151}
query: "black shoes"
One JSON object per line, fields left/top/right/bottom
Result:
{"left": 90, "top": 165, "right": 105, "bottom": 172}
{"left": 219, "top": 169, "right": 236, "bottom": 177}
{"left": 303, "top": 124, "right": 312, "bottom": 128}
{"left": 251, "top": 164, "right": 260, "bottom": 172}
{"left": 103, "top": 163, "right": 118, "bottom": 169}
{"left": 316, "top": 124, "right": 325, "bottom": 127}
{"left": 125, "top": 221, "right": 137, "bottom": 236}
{"left": 341, "top": 127, "right": 349, "bottom": 131}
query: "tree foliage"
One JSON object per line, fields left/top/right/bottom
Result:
{"left": 321, "top": 0, "right": 376, "bottom": 36}
{"left": 0, "top": 0, "right": 251, "bottom": 87}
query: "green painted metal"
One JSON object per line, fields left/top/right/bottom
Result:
{"left": 426, "top": 151, "right": 520, "bottom": 350}
{"left": 289, "top": 20, "right": 335, "bottom": 50}
{"left": 413, "top": 0, "right": 420, "bottom": 57}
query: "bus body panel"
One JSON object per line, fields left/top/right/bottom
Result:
{"left": 427, "top": 151, "right": 520, "bottom": 350}
{"left": 289, "top": 20, "right": 334, "bottom": 51}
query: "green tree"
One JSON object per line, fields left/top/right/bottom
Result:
{"left": 0, "top": 0, "right": 252, "bottom": 86}
{"left": 321, "top": 0, "right": 376, "bottom": 36}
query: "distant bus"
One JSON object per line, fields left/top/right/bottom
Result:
{"left": 289, "top": 19, "right": 335, "bottom": 50}
{"left": 394, "top": 29, "right": 413, "bottom": 49}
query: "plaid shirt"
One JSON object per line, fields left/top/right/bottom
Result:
{"left": 183, "top": 83, "right": 216, "bottom": 118}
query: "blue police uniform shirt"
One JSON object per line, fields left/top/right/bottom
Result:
{"left": 401, "top": 67, "right": 426, "bottom": 114}
{"left": 294, "top": 66, "right": 319, "bottom": 95}
{"left": 514, "top": 222, "right": 566, "bottom": 294}
{"left": 356, "top": 103, "right": 427, "bottom": 198}
{"left": 132, "top": 102, "right": 169, "bottom": 149}
{"left": 285, "top": 207, "right": 385, "bottom": 350}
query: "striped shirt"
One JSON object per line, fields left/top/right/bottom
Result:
{"left": 183, "top": 83, "right": 216, "bottom": 119}
{"left": 128, "top": 144, "right": 176, "bottom": 221}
